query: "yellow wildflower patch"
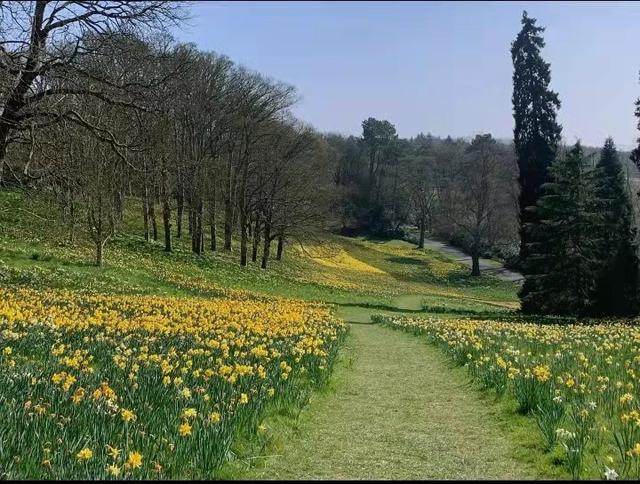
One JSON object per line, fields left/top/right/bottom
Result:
{"left": 0, "top": 287, "right": 346, "bottom": 478}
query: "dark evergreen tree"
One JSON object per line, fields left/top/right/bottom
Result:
{"left": 631, "top": 72, "right": 640, "bottom": 176}
{"left": 511, "top": 11, "right": 562, "bottom": 313}
{"left": 592, "top": 138, "right": 640, "bottom": 316}
{"left": 522, "top": 142, "right": 602, "bottom": 316}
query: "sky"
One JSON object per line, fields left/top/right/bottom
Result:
{"left": 173, "top": 1, "right": 640, "bottom": 149}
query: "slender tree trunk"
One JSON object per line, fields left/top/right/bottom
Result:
{"left": 68, "top": 186, "right": 76, "bottom": 244}
{"left": 238, "top": 155, "right": 250, "bottom": 266}
{"left": 0, "top": 141, "right": 7, "bottom": 185}
{"left": 149, "top": 188, "right": 158, "bottom": 241}
{"left": 208, "top": 174, "right": 217, "bottom": 251}
{"left": 251, "top": 213, "right": 261, "bottom": 262}
{"left": 176, "top": 186, "right": 184, "bottom": 238}
{"left": 143, "top": 182, "right": 150, "bottom": 242}
{"left": 261, "top": 221, "right": 271, "bottom": 269}
{"left": 240, "top": 209, "right": 248, "bottom": 266}
{"left": 418, "top": 219, "right": 425, "bottom": 249}
{"left": 224, "top": 149, "right": 234, "bottom": 251}
{"left": 191, "top": 198, "right": 203, "bottom": 255}
{"left": 276, "top": 234, "right": 285, "bottom": 261}
{"left": 224, "top": 198, "right": 233, "bottom": 252}
{"left": 209, "top": 196, "right": 217, "bottom": 252}
{"left": 161, "top": 170, "right": 172, "bottom": 253}
{"left": 91, "top": 199, "right": 106, "bottom": 267}
{"left": 198, "top": 199, "right": 204, "bottom": 254}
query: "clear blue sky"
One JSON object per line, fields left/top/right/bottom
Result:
{"left": 173, "top": 1, "right": 640, "bottom": 149}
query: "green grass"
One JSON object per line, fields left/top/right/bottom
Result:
{"left": 222, "top": 323, "right": 565, "bottom": 479}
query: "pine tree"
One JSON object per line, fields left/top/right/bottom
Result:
{"left": 521, "top": 142, "right": 602, "bottom": 316}
{"left": 592, "top": 138, "right": 640, "bottom": 316}
{"left": 511, "top": 11, "right": 562, "bottom": 313}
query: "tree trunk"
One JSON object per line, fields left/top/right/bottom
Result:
{"left": 176, "top": 187, "right": 184, "bottom": 238}
{"left": 96, "top": 240, "right": 104, "bottom": 267}
{"left": 261, "top": 222, "right": 271, "bottom": 269}
{"left": 149, "top": 191, "right": 158, "bottom": 241}
{"left": 276, "top": 234, "right": 284, "bottom": 261}
{"left": 418, "top": 219, "right": 425, "bottom": 249}
{"left": 68, "top": 187, "right": 76, "bottom": 244}
{"left": 471, "top": 250, "right": 481, "bottom": 277}
{"left": 251, "top": 214, "right": 261, "bottom": 262}
{"left": 197, "top": 199, "right": 204, "bottom": 254}
{"left": 191, "top": 198, "right": 204, "bottom": 255}
{"left": 240, "top": 210, "right": 248, "bottom": 266}
{"left": 0, "top": 141, "right": 7, "bottom": 185}
{"left": 143, "top": 184, "right": 150, "bottom": 242}
{"left": 161, "top": 170, "right": 172, "bottom": 253}
{"left": 224, "top": 197, "right": 233, "bottom": 251}
{"left": 209, "top": 201, "right": 217, "bottom": 252}
{"left": 224, "top": 149, "right": 234, "bottom": 252}
{"left": 209, "top": 179, "right": 217, "bottom": 251}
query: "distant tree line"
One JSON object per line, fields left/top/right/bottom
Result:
{"left": 0, "top": 1, "right": 334, "bottom": 268}
{"left": 326, "top": 123, "right": 519, "bottom": 276}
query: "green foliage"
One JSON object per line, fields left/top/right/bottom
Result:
{"left": 521, "top": 142, "right": 603, "bottom": 316}
{"left": 631, "top": 80, "right": 640, "bottom": 170}
{"left": 512, "top": 11, "right": 563, "bottom": 310}
{"left": 592, "top": 138, "right": 640, "bottom": 316}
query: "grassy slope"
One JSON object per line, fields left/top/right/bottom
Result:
{"left": 0, "top": 190, "right": 517, "bottom": 313}
{"left": 1, "top": 190, "right": 565, "bottom": 479}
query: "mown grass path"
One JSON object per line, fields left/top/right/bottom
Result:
{"left": 237, "top": 322, "right": 536, "bottom": 480}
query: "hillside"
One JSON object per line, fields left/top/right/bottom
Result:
{"left": 0, "top": 190, "right": 519, "bottom": 316}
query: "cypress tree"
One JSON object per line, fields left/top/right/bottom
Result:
{"left": 592, "top": 138, "right": 640, "bottom": 316}
{"left": 522, "top": 142, "right": 602, "bottom": 316}
{"left": 511, "top": 11, "right": 562, "bottom": 313}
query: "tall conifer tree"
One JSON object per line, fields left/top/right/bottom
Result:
{"left": 593, "top": 138, "right": 640, "bottom": 316}
{"left": 522, "top": 142, "right": 601, "bottom": 316}
{"left": 631, "top": 72, "right": 640, "bottom": 170}
{"left": 511, "top": 11, "right": 562, "bottom": 313}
